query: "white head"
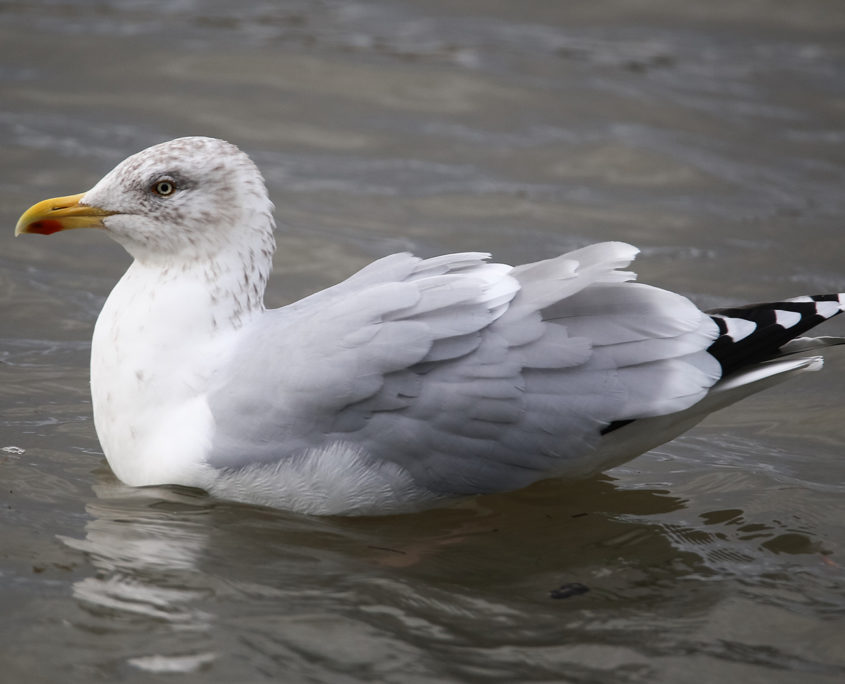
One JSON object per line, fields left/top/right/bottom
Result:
{"left": 16, "top": 136, "right": 276, "bottom": 265}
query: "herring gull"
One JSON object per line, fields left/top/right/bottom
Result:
{"left": 15, "top": 137, "right": 845, "bottom": 515}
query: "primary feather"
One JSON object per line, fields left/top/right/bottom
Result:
{"left": 15, "top": 137, "right": 845, "bottom": 515}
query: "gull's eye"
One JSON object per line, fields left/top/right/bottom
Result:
{"left": 152, "top": 179, "right": 177, "bottom": 196}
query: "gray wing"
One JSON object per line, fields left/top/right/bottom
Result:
{"left": 207, "top": 242, "right": 720, "bottom": 496}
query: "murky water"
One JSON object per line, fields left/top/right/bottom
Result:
{"left": 2, "top": 1, "right": 845, "bottom": 681}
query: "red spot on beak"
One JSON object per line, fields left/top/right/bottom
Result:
{"left": 25, "top": 220, "right": 66, "bottom": 235}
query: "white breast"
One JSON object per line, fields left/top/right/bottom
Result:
{"left": 90, "top": 261, "right": 235, "bottom": 489}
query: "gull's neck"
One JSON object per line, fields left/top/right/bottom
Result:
{"left": 121, "top": 228, "right": 275, "bottom": 331}
{"left": 151, "top": 245, "right": 270, "bottom": 328}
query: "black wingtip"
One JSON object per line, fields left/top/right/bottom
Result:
{"left": 706, "top": 293, "right": 845, "bottom": 376}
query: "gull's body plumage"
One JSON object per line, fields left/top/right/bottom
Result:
{"left": 15, "top": 137, "right": 845, "bottom": 515}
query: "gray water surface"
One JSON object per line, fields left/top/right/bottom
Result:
{"left": 2, "top": 1, "right": 845, "bottom": 682}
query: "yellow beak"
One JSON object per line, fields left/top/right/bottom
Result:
{"left": 15, "top": 192, "right": 116, "bottom": 236}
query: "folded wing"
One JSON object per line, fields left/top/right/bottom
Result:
{"left": 206, "top": 242, "right": 722, "bottom": 499}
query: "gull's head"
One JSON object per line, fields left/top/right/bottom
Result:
{"left": 15, "top": 137, "right": 275, "bottom": 262}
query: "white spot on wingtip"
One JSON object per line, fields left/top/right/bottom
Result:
{"left": 714, "top": 315, "right": 757, "bottom": 341}
{"left": 815, "top": 299, "right": 844, "bottom": 318}
{"left": 774, "top": 309, "right": 801, "bottom": 328}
